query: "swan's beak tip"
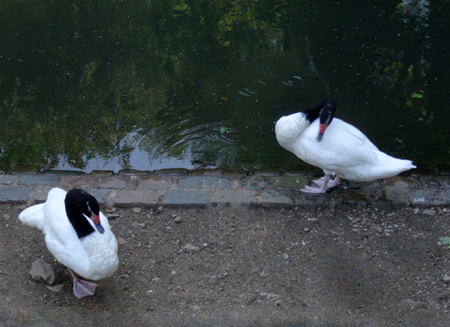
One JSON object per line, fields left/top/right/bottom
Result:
{"left": 95, "top": 222, "right": 105, "bottom": 234}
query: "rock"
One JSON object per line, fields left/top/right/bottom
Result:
{"left": 303, "top": 228, "right": 309, "bottom": 232}
{"left": 183, "top": 243, "right": 200, "bottom": 252}
{"left": 132, "top": 207, "right": 142, "bottom": 214}
{"left": 422, "top": 209, "right": 436, "bottom": 216}
{"left": 260, "top": 292, "right": 280, "bottom": 300}
{"left": 46, "top": 284, "right": 63, "bottom": 292}
{"left": 106, "top": 207, "right": 116, "bottom": 213}
{"left": 29, "top": 258, "right": 55, "bottom": 284}
{"left": 118, "top": 237, "right": 126, "bottom": 245}
{"left": 107, "top": 214, "right": 120, "bottom": 219}
{"left": 174, "top": 216, "right": 182, "bottom": 223}
{"left": 3, "top": 214, "right": 11, "bottom": 220}
{"left": 373, "top": 226, "right": 384, "bottom": 234}
{"left": 443, "top": 275, "right": 450, "bottom": 282}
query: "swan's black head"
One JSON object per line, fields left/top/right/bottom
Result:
{"left": 65, "top": 189, "right": 105, "bottom": 238}
{"left": 317, "top": 96, "right": 337, "bottom": 142}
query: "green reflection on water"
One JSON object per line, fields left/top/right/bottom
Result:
{"left": 1, "top": 0, "right": 449, "bottom": 173}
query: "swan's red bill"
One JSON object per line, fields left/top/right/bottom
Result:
{"left": 317, "top": 123, "right": 328, "bottom": 142}
{"left": 91, "top": 214, "right": 105, "bottom": 234}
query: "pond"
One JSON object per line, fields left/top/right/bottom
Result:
{"left": 1, "top": 0, "right": 449, "bottom": 174}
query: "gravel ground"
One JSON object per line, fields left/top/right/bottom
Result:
{"left": 1, "top": 203, "right": 450, "bottom": 327}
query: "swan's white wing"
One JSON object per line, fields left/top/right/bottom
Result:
{"left": 43, "top": 188, "right": 91, "bottom": 275}
{"left": 297, "top": 119, "right": 380, "bottom": 173}
{"left": 18, "top": 203, "right": 45, "bottom": 231}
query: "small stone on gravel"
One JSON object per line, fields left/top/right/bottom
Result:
{"left": 46, "top": 284, "right": 63, "bottom": 292}
{"left": 422, "top": 209, "right": 436, "bottom": 216}
{"left": 443, "top": 275, "right": 450, "bottom": 282}
{"left": 29, "top": 258, "right": 55, "bottom": 284}
{"left": 3, "top": 214, "right": 10, "bottom": 220}
{"left": 373, "top": 226, "right": 384, "bottom": 234}
{"left": 132, "top": 207, "right": 142, "bottom": 213}
{"left": 118, "top": 237, "right": 126, "bottom": 245}
{"left": 182, "top": 243, "right": 200, "bottom": 252}
{"left": 174, "top": 216, "right": 182, "bottom": 223}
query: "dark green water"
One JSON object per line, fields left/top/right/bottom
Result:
{"left": 1, "top": 0, "right": 449, "bottom": 173}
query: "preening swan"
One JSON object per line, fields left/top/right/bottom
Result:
{"left": 18, "top": 188, "right": 119, "bottom": 298}
{"left": 275, "top": 96, "right": 416, "bottom": 193}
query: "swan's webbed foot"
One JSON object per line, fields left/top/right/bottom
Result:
{"left": 68, "top": 268, "right": 97, "bottom": 299}
{"left": 301, "top": 175, "right": 340, "bottom": 193}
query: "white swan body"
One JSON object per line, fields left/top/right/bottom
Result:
{"left": 275, "top": 97, "right": 416, "bottom": 192}
{"left": 19, "top": 188, "right": 118, "bottom": 296}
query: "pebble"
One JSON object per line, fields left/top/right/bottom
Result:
{"left": 260, "top": 292, "right": 280, "bottom": 300}
{"left": 422, "top": 209, "right": 436, "bottom": 216}
{"left": 118, "top": 237, "right": 126, "bottom": 245}
{"left": 174, "top": 216, "right": 182, "bottom": 223}
{"left": 183, "top": 243, "right": 200, "bottom": 252}
{"left": 3, "top": 214, "right": 11, "bottom": 220}
{"left": 132, "top": 207, "right": 142, "bottom": 214}
{"left": 29, "top": 258, "right": 55, "bottom": 284}
{"left": 107, "top": 214, "right": 120, "bottom": 219}
{"left": 373, "top": 226, "right": 384, "bottom": 234}
{"left": 46, "top": 284, "right": 63, "bottom": 292}
{"left": 106, "top": 207, "right": 116, "bottom": 213}
{"left": 443, "top": 275, "right": 450, "bottom": 282}
{"left": 303, "top": 228, "right": 309, "bottom": 232}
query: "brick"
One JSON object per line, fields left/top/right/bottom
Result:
{"left": 240, "top": 176, "right": 266, "bottom": 190}
{"left": 163, "top": 190, "right": 208, "bottom": 207}
{"left": 0, "top": 175, "right": 18, "bottom": 185}
{"left": 409, "top": 189, "right": 447, "bottom": 207}
{"left": 208, "top": 190, "right": 259, "bottom": 206}
{"left": 178, "top": 176, "right": 230, "bottom": 189}
{"left": 84, "top": 188, "right": 111, "bottom": 204}
{"left": 97, "top": 176, "right": 129, "bottom": 189}
{"left": 0, "top": 186, "right": 31, "bottom": 203}
{"left": 296, "top": 192, "right": 331, "bottom": 207}
{"left": 274, "top": 176, "right": 309, "bottom": 190}
{"left": 331, "top": 189, "right": 367, "bottom": 209}
{"left": 114, "top": 190, "right": 160, "bottom": 207}
{"left": 17, "top": 175, "right": 58, "bottom": 186}
{"left": 137, "top": 178, "right": 172, "bottom": 190}
{"left": 262, "top": 190, "right": 294, "bottom": 207}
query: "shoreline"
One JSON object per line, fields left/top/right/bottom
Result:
{"left": 1, "top": 171, "right": 448, "bottom": 209}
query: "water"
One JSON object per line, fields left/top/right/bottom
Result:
{"left": 1, "top": 0, "right": 449, "bottom": 173}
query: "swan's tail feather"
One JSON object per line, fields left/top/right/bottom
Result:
{"left": 377, "top": 156, "right": 416, "bottom": 178}
{"left": 18, "top": 204, "right": 45, "bottom": 231}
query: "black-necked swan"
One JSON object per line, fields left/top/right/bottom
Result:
{"left": 18, "top": 188, "right": 119, "bottom": 298}
{"left": 275, "top": 96, "right": 416, "bottom": 193}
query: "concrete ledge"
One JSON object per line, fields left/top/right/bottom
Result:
{"left": 1, "top": 173, "right": 449, "bottom": 209}
{"left": 163, "top": 190, "right": 208, "bottom": 207}
{"left": 114, "top": 190, "right": 160, "bottom": 207}
{"left": 0, "top": 186, "right": 31, "bottom": 203}
{"left": 208, "top": 189, "right": 259, "bottom": 206}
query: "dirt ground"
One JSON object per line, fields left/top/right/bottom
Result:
{"left": 1, "top": 203, "right": 450, "bottom": 327}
